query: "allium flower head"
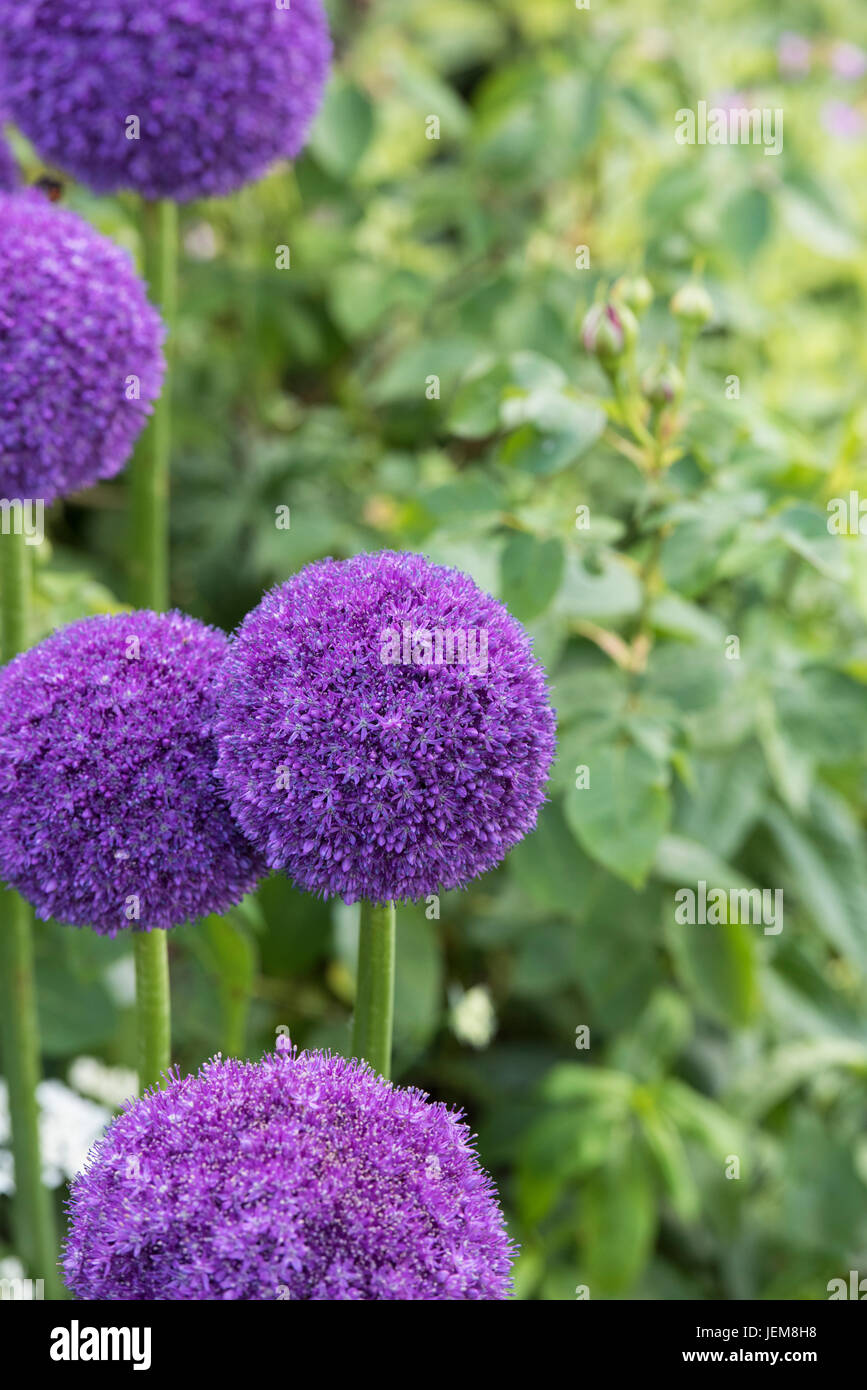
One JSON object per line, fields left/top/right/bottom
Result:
{"left": 0, "top": 190, "right": 164, "bottom": 505}
{"left": 0, "top": 0, "right": 332, "bottom": 201}
{"left": 0, "top": 611, "right": 264, "bottom": 936}
{"left": 64, "top": 1048, "right": 515, "bottom": 1300}
{"left": 214, "top": 551, "right": 556, "bottom": 903}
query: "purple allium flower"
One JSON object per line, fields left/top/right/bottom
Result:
{"left": 830, "top": 41, "right": 867, "bottom": 81}
{"left": 214, "top": 551, "right": 556, "bottom": 904}
{"left": 0, "top": 611, "right": 264, "bottom": 936}
{"left": 777, "top": 32, "right": 811, "bottom": 77}
{"left": 0, "top": 190, "right": 164, "bottom": 505}
{"left": 0, "top": 131, "right": 18, "bottom": 190}
{"left": 64, "top": 1048, "right": 515, "bottom": 1300}
{"left": 0, "top": 0, "right": 332, "bottom": 202}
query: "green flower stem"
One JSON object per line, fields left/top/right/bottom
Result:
{"left": 0, "top": 529, "right": 60, "bottom": 1297}
{"left": 129, "top": 199, "right": 177, "bottom": 1093}
{"left": 129, "top": 199, "right": 178, "bottom": 611}
{"left": 133, "top": 930, "right": 171, "bottom": 1092}
{"left": 352, "top": 900, "right": 396, "bottom": 1080}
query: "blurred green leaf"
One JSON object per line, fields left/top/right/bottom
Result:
{"left": 582, "top": 1140, "right": 657, "bottom": 1295}
{"left": 565, "top": 742, "right": 671, "bottom": 887}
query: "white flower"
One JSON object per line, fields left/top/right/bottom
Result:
{"left": 448, "top": 984, "right": 497, "bottom": 1050}
{"left": 0, "top": 1078, "right": 111, "bottom": 1193}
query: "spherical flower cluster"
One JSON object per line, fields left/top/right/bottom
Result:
{"left": 0, "top": 0, "right": 332, "bottom": 202}
{"left": 0, "top": 131, "right": 18, "bottom": 190}
{"left": 0, "top": 611, "right": 264, "bottom": 936}
{"left": 64, "top": 1048, "right": 515, "bottom": 1300}
{"left": 0, "top": 191, "right": 165, "bottom": 505}
{"left": 214, "top": 551, "right": 556, "bottom": 904}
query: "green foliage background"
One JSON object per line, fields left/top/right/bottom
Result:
{"left": 5, "top": 0, "right": 867, "bottom": 1299}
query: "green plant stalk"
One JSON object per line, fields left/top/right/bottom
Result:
{"left": 129, "top": 199, "right": 178, "bottom": 611}
{"left": 129, "top": 199, "right": 178, "bottom": 1092}
{"left": 0, "top": 530, "right": 60, "bottom": 1297}
{"left": 352, "top": 901, "right": 396, "bottom": 1079}
{"left": 133, "top": 930, "right": 171, "bottom": 1091}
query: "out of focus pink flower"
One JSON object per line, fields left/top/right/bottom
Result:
{"left": 778, "top": 32, "right": 811, "bottom": 77}
{"left": 821, "top": 100, "right": 866, "bottom": 139}
{"left": 830, "top": 42, "right": 867, "bottom": 81}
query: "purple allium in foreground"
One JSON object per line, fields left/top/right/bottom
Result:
{"left": 0, "top": 0, "right": 332, "bottom": 202}
{"left": 0, "top": 190, "right": 164, "bottom": 505}
{"left": 64, "top": 1049, "right": 515, "bottom": 1300}
{"left": 214, "top": 551, "right": 556, "bottom": 903}
{"left": 0, "top": 611, "right": 264, "bottom": 935}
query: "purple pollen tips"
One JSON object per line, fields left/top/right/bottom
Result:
{"left": 214, "top": 551, "right": 557, "bottom": 904}
{"left": 63, "top": 1049, "right": 516, "bottom": 1301}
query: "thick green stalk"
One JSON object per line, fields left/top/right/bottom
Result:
{"left": 133, "top": 930, "right": 171, "bottom": 1091}
{"left": 352, "top": 901, "right": 396, "bottom": 1079}
{"left": 0, "top": 529, "right": 60, "bottom": 1297}
{"left": 129, "top": 199, "right": 177, "bottom": 1091}
{"left": 129, "top": 199, "right": 178, "bottom": 611}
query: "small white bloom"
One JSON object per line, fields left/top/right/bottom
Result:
{"left": 448, "top": 984, "right": 496, "bottom": 1050}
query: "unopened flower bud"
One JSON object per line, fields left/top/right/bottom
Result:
{"left": 670, "top": 283, "right": 713, "bottom": 327}
{"left": 614, "top": 274, "right": 653, "bottom": 316}
{"left": 642, "top": 361, "right": 684, "bottom": 405}
{"left": 581, "top": 302, "right": 638, "bottom": 364}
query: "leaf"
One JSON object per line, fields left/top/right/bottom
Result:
{"left": 654, "top": 834, "right": 758, "bottom": 892}
{"left": 762, "top": 800, "right": 867, "bottom": 971}
{"left": 542, "top": 1063, "right": 635, "bottom": 1106}
{"left": 582, "top": 1140, "right": 657, "bottom": 1295}
{"left": 731, "top": 1039, "right": 867, "bottom": 1118}
{"left": 509, "top": 800, "right": 595, "bottom": 917}
{"left": 660, "top": 1079, "right": 745, "bottom": 1158}
{"left": 554, "top": 552, "right": 642, "bottom": 622}
{"left": 720, "top": 186, "right": 772, "bottom": 264}
{"left": 393, "top": 911, "right": 443, "bottom": 1071}
{"left": 500, "top": 531, "right": 564, "bottom": 621}
{"left": 196, "top": 913, "right": 257, "bottom": 1059}
{"left": 36, "top": 962, "right": 117, "bottom": 1058}
{"left": 520, "top": 1105, "right": 618, "bottom": 1183}
{"left": 309, "top": 80, "right": 375, "bottom": 179}
{"left": 775, "top": 504, "right": 848, "bottom": 582}
{"left": 609, "top": 989, "right": 692, "bottom": 1081}
{"left": 564, "top": 742, "right": 671, "bottom": 887}
{"left": 780, "top": 188, "right": 858, "bottom": 260}
{"left": 664, "top": 889, "right": 761, "bottom": 1027}
{"left": 447, "top": 361, "right": 510, "bottom": 437}
{"left": 499, "top": 393, "right": 606, "bottom": 476}
{"left": 671, "top": 750, "right": 766, "bottom": 860}
{"left": 638, "top": 1107, "right": 700, "bottom": 1223}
